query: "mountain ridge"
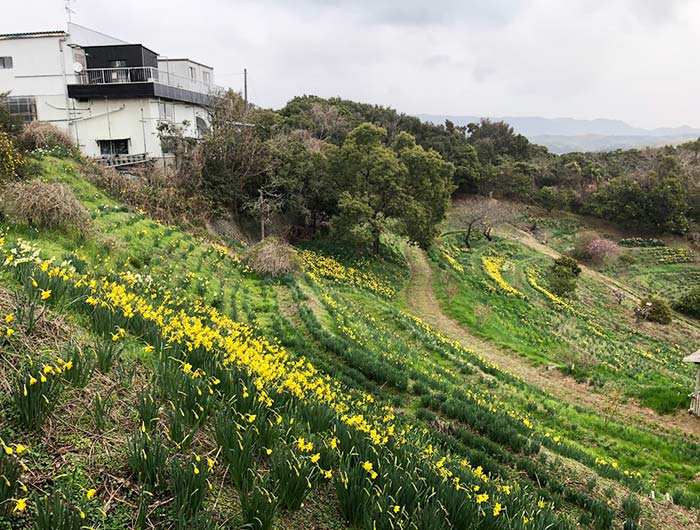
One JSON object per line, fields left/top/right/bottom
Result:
{"left": 418, "top": 114, "right": 700, "bottom": 153}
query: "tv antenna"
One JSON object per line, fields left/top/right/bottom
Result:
{"left": 65, "top": 0, "right": 76, "bottom": 24}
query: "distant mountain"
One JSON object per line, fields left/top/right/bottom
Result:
{"left": 417, "top": 114, "right": 700, "bottom": 154}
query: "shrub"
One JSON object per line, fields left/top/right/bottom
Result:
{"left": 636, "top": 296, "right": 672, "bottom": 325}
{"left": 546, "top": 256, "right": 581, "bottom": 297}
{"left": 585, "top": 239, "right": 620, "bottom": 264}
{"left": 0, "top": 131, "right": 23, "bottom": 185}
{"left": 618, "top": 237, "right": 665, "bottom": 248}
{"left": 16, "top": 121, "right": 76, "bottom": 157}
{"left": 572, "top": 231, "right": 600, "bottom": 260}
{"left": 1, "top": 180, "right": 91, "bottom": 235}
{"left": 246, "top": 237, "right": 301, "bottom": 276}
{"left": 673, "top": 286, "right": 700, "bottom": 318}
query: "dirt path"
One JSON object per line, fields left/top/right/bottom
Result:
{"left": 403, "top": 245, "right": 700, "bottom": 439}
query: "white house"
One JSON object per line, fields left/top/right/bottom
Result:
{"left": 0, "top": 23, "right": 220, "bottom": 163}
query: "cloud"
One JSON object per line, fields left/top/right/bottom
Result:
{"left": 1, "top": 0, "right": 699, "bottom": 128}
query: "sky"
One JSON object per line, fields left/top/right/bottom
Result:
{"left": 3, "top": 0, "right": 699, "bottom": 129}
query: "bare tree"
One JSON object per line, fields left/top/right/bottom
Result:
{"left": 451, "top": 196, "right": 514, "bottom": 248}
{"left": 245, "top": 186, "right": 282, "bottom": 241}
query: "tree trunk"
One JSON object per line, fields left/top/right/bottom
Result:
{"left": 465, "top": 222, "right": 474, "bottom": 249}
{"left": 372, "top": 234, "right": 381, "bottom": 256}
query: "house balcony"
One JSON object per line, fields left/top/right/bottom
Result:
{"left": 67, "top": 67, "right": 224, "bottom": 106}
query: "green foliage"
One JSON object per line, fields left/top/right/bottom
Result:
{"left": 0, "top": 93, "right": 22, "bottom": 135}
{"left": 127, "top": 428, "right": 169, "bottom": 490}
{"left": 240, "top": 484, "right": 277, "bottom": 530}
{"left": 0, "top": 131, "right": 23, "bottom": 184}
{"left": 60, "top": 346, "right": 95, "bottom": 388}
{"left": 14, "top": 365, "right": 63, "bottom": 430}
{"left": 214, "top": 406, "right": 260, "bottom": 493}
{"left": 268, "top": 443, "right": 320, "bottom": 510}
{"left": 0, "top": 447, "right": 23, "bottom": 516}
{"left": 618, "top": 238, "right": 665, "bottom": 248}
{"left": 331, "top": 123, "right": 454, "bottom": 253}
{"left": 34, "top": 488, "right": 87, "bottom": 530}
{"left": 636, "top": 385, "right": 687, "bottom": 414}
{"left": 200, "top": 91, "right": 274, "bottom": 214}
{"left": 466, "top": 118, "right": 531, "bottom": 165}
{"left": 638, "top": 296, "right": 672, "bottom": 325}
{"left": 534, "top": 186, "right": 573, "bottom": 212}
{"left": 94, "top": 336, "right": 124, "bottom": 373}
{"left": 546, "top": 256, "right": 581, "bottom": 297}
{"left": 169, "top": 454, "right": 211, "bottom": 529}
{"left": 587, "top": 174, "right": 689, "bottom": 234}
{"left": 673, "top": 286, "right": 700, "bottom": 318}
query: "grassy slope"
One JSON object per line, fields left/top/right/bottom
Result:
{"left": 0, "top": 157, "right": 699, "bottom": 529}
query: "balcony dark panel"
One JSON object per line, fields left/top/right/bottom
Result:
{"left": 67, "top": 82, "right": 212, "bottom": 106}
{"left": 84, "top": 44, "right": 159, "bottom": 68}
{"left": 67, "top": 82, "right": 156, "bottom": 100}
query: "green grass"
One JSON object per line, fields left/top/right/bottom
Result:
{"left": 2, "top": 156, "right": 700, "bottom": 528}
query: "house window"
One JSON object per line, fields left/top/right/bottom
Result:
{"left": 158, "top": 102, "right": 174, "bottom": 121}
{"left": 6, "top": 96, "right": 37, "bottom": 123}
{"left": 203, "top": 71, "right": 211, "bottom": 85}
{"left": 189, "top": 66, "right": 196, "bottom": 80}
{"left": 97, "top": 139, "right": 129, "bottom": 156}
{"left": 109, "top": 60, "right": 127, "bottom": 68}
{"left": 0, "top": 57, "right": 13, "bottom": 69}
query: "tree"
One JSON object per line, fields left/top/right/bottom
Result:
{"left": 330, "top": 123, "right": 454, "bottom": 254}
{"left": 392, "top": 132, "right": 455, "bottom": 248}
{"left": 267, "top": 130, "right": 336, "bottom": 238}
{"left": 330, "top": 123, "right": 406, "bottom": 254}
{"left": 452, "top": 197, "right": 500, "bottom": 248}
{"left": 200, "top": 91, "right": 274, "bottom": 216}
{"left": 466, "top": 118, "right": 531, "bottom": 165}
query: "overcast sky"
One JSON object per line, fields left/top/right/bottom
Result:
{"left": 3, "top": 0, "right": 699, "bottom": 129}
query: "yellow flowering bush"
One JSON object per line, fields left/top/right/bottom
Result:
{"left": 0, "top": 131, "right": 23, "bottom": 184}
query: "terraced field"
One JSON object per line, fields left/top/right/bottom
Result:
{"left": 0, "top": 156, "right": 699, "bottom": 529}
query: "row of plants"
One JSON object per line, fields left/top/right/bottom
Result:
{"left": 0, "top": 233, "right": 569, "bottom": 529}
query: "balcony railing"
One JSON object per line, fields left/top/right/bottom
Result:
{"left": 73, "top": 67, "right": 223, "bottom": 95}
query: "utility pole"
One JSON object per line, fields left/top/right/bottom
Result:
{"left": 243, "top": 68, "right": 248, "bottom": 110}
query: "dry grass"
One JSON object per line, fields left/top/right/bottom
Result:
{"left": 17, "top": 121, "right": 76, "bottom": 154}
{"left": 1, "top": 180, "right": 91, "bottom": 235}
{"left": 246, "top": 237, "right": 301, "bottom": 276}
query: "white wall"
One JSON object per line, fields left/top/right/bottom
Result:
{"left": 2, "top": 30, "right": 212, "bottom": 160}
{"left": 73, "top": 98, "right": 156, "bottom": 157}
{"left": 74, "top": 98, "right": 211, "bottom": 158}
{"left": 157, "top": 59, "right": 214, "bottom": 85}
{"left": 0, "top": 35, "right": 78, "bottom": 131}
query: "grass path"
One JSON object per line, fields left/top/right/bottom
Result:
{"left": 403, "top": 244, "right": 700, "bottom": 439}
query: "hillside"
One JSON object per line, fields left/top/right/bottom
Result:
{"left": 418, "top": 114, "right": 700, "bottom": 153}
{"left": 0, "top": 155, "right": 700, "bottom": 529}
